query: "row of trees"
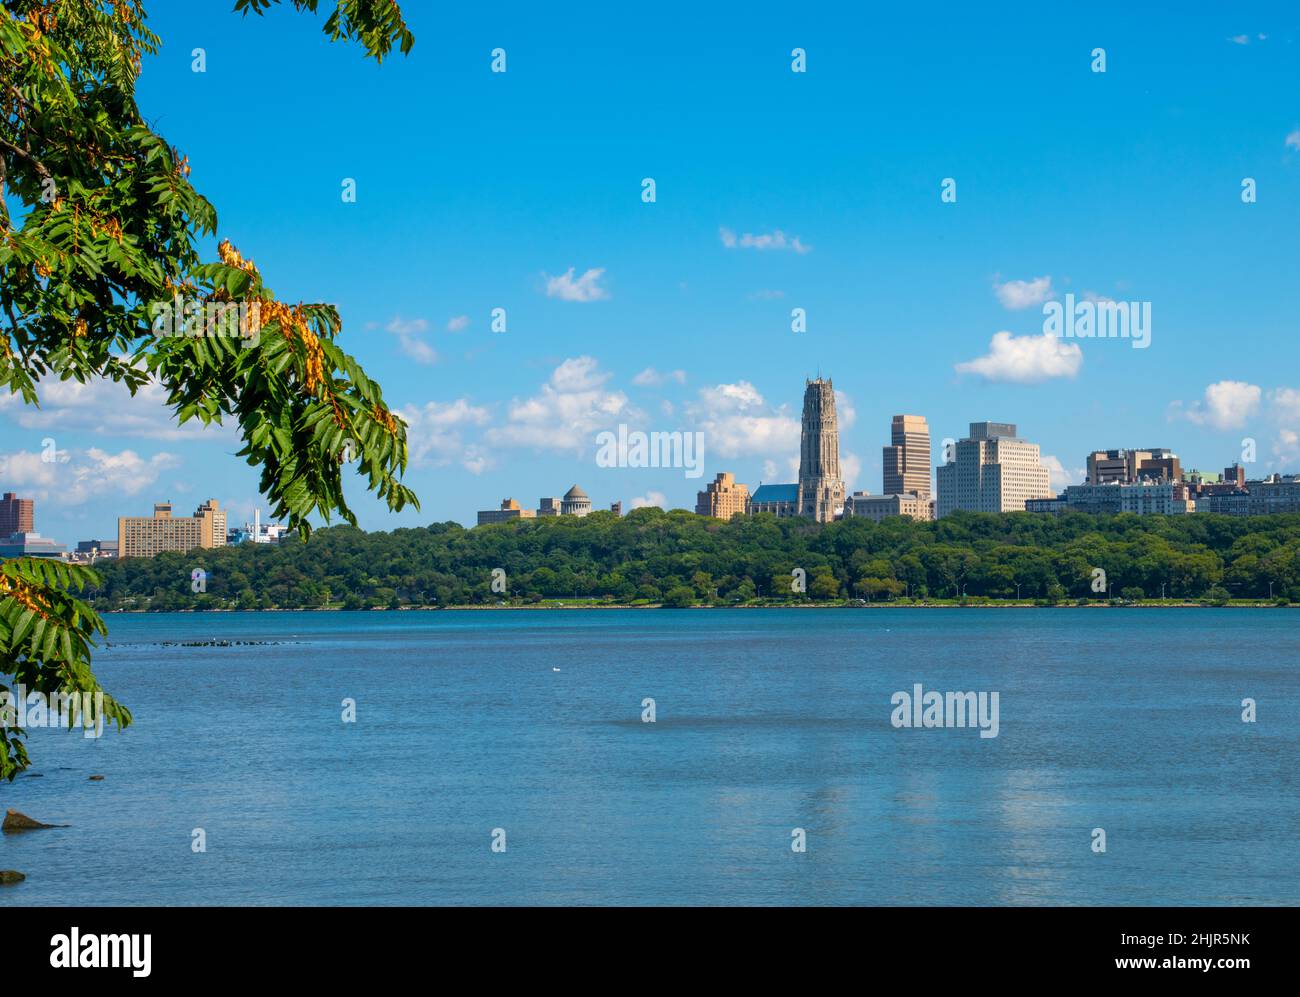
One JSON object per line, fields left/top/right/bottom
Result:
{"left": 85, "top": 508, "right": 1300, "bottom": 610}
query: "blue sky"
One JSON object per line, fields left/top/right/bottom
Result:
{"left": 4, "top": 0, "right": 1300, "bottom": 542}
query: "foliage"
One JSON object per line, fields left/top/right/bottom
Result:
{"left": 0, "top": 0, "right": 416, "bottom": 777}
{"left": 0, "top": 557, "right": 129, "bottom": 779}
{"left": 84, "top": 508, "right": 1300, "bottom": 610}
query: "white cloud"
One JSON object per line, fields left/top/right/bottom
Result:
{"left": 386, "top": 316, "right": 428, "bottom": 336}
{"left": 1229, "top": 34, "right": 1250, "bottom": 45}
{"left": 386, "top": 315, "right": 437, "bottom": 365}
{"left": 993, "top": 275, "right": 1054, "bottom": 310}
{"left": 685, "top": 381, "right": 799, "bottom": 459}
{"left": 835, "top": 390, "right": 856, "bottom": 431}
{"left": 397, "top": 398, "right": 492, "bottom": 471}
{"left": 544, "top": 267, "right": 609, "bottom": 302}
{"left": 955, "top": 331, "right": 1083, "bottom": 383}
{"left": 398, "top": 339, "right": 437, "bottom": 364}
{"left": 840, "top": 452, "right": 862, "bottom": 491}
{"left": 0, "top": 376, "right": 232, "bottom": 441}
{"left": 1286, "top": 130, "right": 1300, "bottom": 152}
{"left": 0, "top": 448, "right": 179, "bottom": 506}
{"left": 1041, "top": 455, "right": 1083, "bottom": 493}
{"left": 461, "top": 448, "right": 490, "bottom": 475}
{"left": 719, "top": 227, "right": 812, "bottom": 254}
{"left": 486, "top": 356, "right": 631, "bottom": 452}
{"left": 1268, "top": 387, "right": 1300, "bottom": 423}
{"left": 1274, "top": 428, "right": 1299, "bottom": 464}
{"left": 1268, "top": 389, "right": 1300, "bottom": 466}
{"left": 630, "top": 491, "right": 667, "bottom": 510}
{"left": 1176, "top": 380, "right": 1262, "bottom": 431}
{"left": 549, "top": 355, "right": 609, "bottom": 393}
{"left": 446, "top": 315, "right": 470, "bottom": 333}
{"left": 632, "top": 367, "right": 687, "bottom": 387}
{"left": 218, "top": 496, "right": 261, "bottom": 527}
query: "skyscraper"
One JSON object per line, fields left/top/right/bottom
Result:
{"left": 796, "top": 378, "right": 845, "bottom": 522}
{"left": 935, "top": 422, "right": 1052, "bottom": 517}
{"left": 883, "top": 415, "right": 932, "bottom": 501}
{"left": 0, "top": 492, "right": 34, "bottom": 537}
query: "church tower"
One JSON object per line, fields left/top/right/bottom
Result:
{"left": 796, "top": 377, "right": 845, "bottom": 522}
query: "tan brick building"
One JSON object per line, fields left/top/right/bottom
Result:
{"left": 695, "top": 472, "right": 750, "bottom": 519}
{"left": 117, "top": 500, "right": 227, "bottom": 559}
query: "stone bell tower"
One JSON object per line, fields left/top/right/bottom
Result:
{"left": 796, "top": 377, "right": 845, "bottom": 522}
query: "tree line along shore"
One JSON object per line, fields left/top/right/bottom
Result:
{"left": 80, "top": 507, "right": 1300, "bottom": 611}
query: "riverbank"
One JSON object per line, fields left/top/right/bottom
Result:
{"left": 81, "top": 509, "right": 1300, "bottom": 615}
{"left": 100, "top": 598, "right": 1296, "bottom": 612}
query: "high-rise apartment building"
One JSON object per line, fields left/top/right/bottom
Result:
{"left": 0, "top": 492, "right": 34, "bottom": 537}
{"left": 882, "top": 415, "right": 932, "bottom": 501}
{"left": 695, "top": 472, "right": 751, "bottom": 519}
{"left": 796, "top": 378, "right": 845, "bottom": 522}
{"left": 935, "top": 422, "right": 1053, "bottom": 517}
{"left": 117, "top": 500, "right": 227, "bottom": 559}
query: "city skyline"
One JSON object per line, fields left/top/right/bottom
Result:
{"left": 7, "top": 380, "right": 1300, "bottom": 547}
{"left": 471, "top": 383, "right": 1300, "bottom": 526}
{"left": 3, "top": 2, "right": 1300, "bottom": 542}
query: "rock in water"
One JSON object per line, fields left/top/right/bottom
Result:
{"left": 0, "top": 870, "right": 26, "bottom": 885}
{"left": 88, "top": 775, "right": 105, "bottom": 781}
{"left": 2, "top": 809, "right": 58, "bottom": 832}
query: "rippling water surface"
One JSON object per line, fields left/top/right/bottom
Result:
{"left": 2, "top": 609, "right": 1296, "bottom": 906}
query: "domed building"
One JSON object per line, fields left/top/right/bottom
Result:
{"left": 560, "top": 484, "right": 591, "bottom": 517}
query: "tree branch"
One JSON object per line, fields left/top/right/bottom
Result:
{"left": 0, "top": 134, "right": 53, "bottom": 181}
